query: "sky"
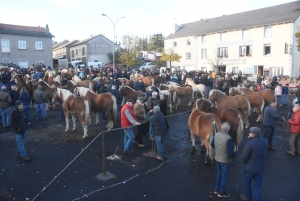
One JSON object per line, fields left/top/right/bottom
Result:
{"left": 0, "top": 0, "right": 297, "bottom": 44}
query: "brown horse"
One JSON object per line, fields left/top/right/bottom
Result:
{"left": 229, "top": 88, "right": 265, "bottom": 122}
{"left": 74, "top": 87, "right": 117, "bottom": 130}
{"left": 238, "top": 88, "right": 277, "bottom": 105}
{"left": 131, "top": 74, "right": 163, "bottom": 86}
{"left": 208, "top": 90, "right": 251, "bottom": 128}
{"left": 159, "top": 84, "right": 194, "bottom": 107}
{"left": 32, "top": 81, "right": 57, "bottom": 110}
{"left": 119, "top": 85, "right": 142, "bottom": 102}
{"left": 195, "top": 98, "right": 244, "bottom": 152}
{"left": 68, "top": 80, "right": 97, "bottom": 93}
{"left": 188, "top": 104, "right": 221, "bottom": 164}
{"left": 53, "top": 88, "right": 91, "bottom": 138}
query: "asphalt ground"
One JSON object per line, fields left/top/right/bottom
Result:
{"left": 0, "top": 98, "right": 299, "bottom": 201}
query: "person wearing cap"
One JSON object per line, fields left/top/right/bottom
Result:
{"left": 110, "top": 85, "right": 121, "bottom": 105}
{"left": 33, "top": 85, "right": 47, "bottom": 121}
{"left": 133, "top": 95, "right": 147, "bottom": 147}
{"left": 240, "top": 127, "right": 267, "bottom": 201}
{"left": 262, "top": 100, "right": 286, "bottom": 151}
{"left": 19, "top": 87, "right": 31, "bottom": 124}
{"left": 286, "top": 105, "right": 300, "bottom": 156}
{"left": 211, "top": 122, "right": 234, "bottom": 198}
{"left": 0, "top": 86, "right": 12, "bottom": 128}
{"left": 121, "top": 99, "right": 141, "bottom": 154}
{"left": 146, "top": 91, "right": 159, "bottom": 140}
{"left": 9, "top": 85, "right": 19, "bottom": 106}
{"left": 146, "top": 106, "right": 166, "bottom": 161}
{"left": 10, "top": 100, "right": 30, "bottom": 161}
{"left": 159, "top": 94, "right": 169, "bottom": 130}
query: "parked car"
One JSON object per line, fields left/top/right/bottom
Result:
{"left": 139, "top": 62, "right": 155, "bottom": 71}
{"left": 68, "top": 61, "right": 85, "bottom": 68}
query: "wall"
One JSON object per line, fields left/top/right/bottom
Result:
{"left": 0, "top": 34, "right": 53, "bottom": 67}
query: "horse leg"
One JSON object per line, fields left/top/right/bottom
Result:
{"left": 200, "top": 140, "right": 206, "bottom": 152}
{"left": 65, "top": 111, "right": 70, "bottom": 133}
{"left": 72, "top": 114, "right": 77, "bottom": 131}
{"left": 77, "top": 111, "right": 88, "bottom": 138}
{"left": 190, "top": 130, "right": 196, "bottom": 153}
{"left": 245, "top": 118, "right": 250, "bottom": 128}
{"left": 106, "top": 110, "right": 113, "bottom": 130}
{"left": 95, "top": 111, "right": 99, "bottom": 125}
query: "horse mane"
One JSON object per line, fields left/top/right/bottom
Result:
{"left": 68, "top": 80, "right": 76, "bottom": 85}
{"left": 124, "top": 85, "right": 136, "bottom": 91}
{"left": 39, "top": 80, "right": 51, "bottom": 88}
{"left": 57, "top": 88, "right": 73, "bottom": 101}
{"left": 180, "top": 84, "right": 192, "bottom": 88}
{"left": 209, "top": 89, "right": 226, "bottom": 96}
{"left": 53, "top": 75, "right": 61, "bottom": 83}
{"left": 76, "top": 86, "right": 95, "bottom": 96}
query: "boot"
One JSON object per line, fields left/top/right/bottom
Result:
{"left": 286, "top": 150, "right": 295, "bottom": 156}
{"left": 240, "top": 194, "right": 251, "bottom": 201}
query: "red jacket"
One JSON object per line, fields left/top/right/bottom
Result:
{"left": 121, "top": 104, "right": 136, "bottom": 128}
{"left": 289, "top": 110, "right": 300, "bottom": 133}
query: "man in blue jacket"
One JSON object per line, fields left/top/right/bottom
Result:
{"left": 262, "top": 100, "right": 286, "bottom": 150}
{"left": 240, "top": 127, "right": 268, "bottom": 201}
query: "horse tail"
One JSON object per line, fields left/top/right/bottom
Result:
{"left": 260, "top": 97, "right": 265, "bottom": 115}
{"left": 111, "top": 94, "right": 117, "bottom": 123}
{"left": 236, "top": 113, "right": 244, "bottom": 151}
{"left": 84, "top": 100, "right": 90, "bottom": 124}
{"left": 246, "top": 99, "right": 251, "bottom": 118}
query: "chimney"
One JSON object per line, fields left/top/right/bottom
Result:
{"left": 175, "top": 23, "right": 180, "bottom": 33}
{"left": 46, "top": 24, "right": 49, "bottom": 33}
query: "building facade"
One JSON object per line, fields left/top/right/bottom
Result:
{"left": 69, "top": 34, "right": 119, "bottom": 66}
{"left": 165, "top": 1, "right": 300, "bottom": 78}
{"left": 0, "top": 23, "right": 53, "bottom": 68}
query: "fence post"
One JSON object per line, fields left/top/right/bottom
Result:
{"left": 96, "top": 131, "right": 115, "bottom": 181}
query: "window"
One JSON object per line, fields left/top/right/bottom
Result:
{"left": 187, "top": 40, "right": 191, "bottom": 46}
{"left": 35, "top": 41, "right": 43, "bottom": 50}
{"left": 264, "top": 26, "right": 271, "bottom": 37}
{"left": 18, "top": 40, "right": 26, "bottom": 49}
{"left": 220, "top": 32, "right": 227, "bottom": 41}
{"left": 242, "top": 29, "right": 249, "bottom": 39}
{"left": 284, "top": 43, "right": 288, "bottom": 54}
{"left": 76, "top": 49, "right": 78, "bottom": 55}
{"left": 202, "top": 35, "right": 206, "bottom": 43}
{"left": 173, "top": 41, "right": 177, "bottom": 47}
{"left": 1, "top": 39, "right": 10, "bottom": 52}
{"left": 79, "top": 49, "right": 81, "bottom": 52}
{"left": 239, "top": 45, "right": 252, "bottom": 56}
{"left": 232, "top": 67, "right": 239, "bottom": 74}
{"left": 218, "top": 47, "right": 228, "bottom": 58}
{"left": 186, "top": 52, "right": 191, "bottom": 60}
{"left": 18, "top": 59, "right": 28, "bottom": 68}
{"left": 264, "top": 44, "right": 271, "bottom": 56}
{"left": 3, "top": 59, "right": 10, "bottom": 64}
{"left": 36, "top": 60, "right": 43, "bottom": 64}
{"left": 201, "top": 49, "right": 207, "bottom": 59}
{"left": 71, "top": 50, "right": 74, "bottom": 58}
{"left": 82, "top": 47, "right": 85, "bottom": 56}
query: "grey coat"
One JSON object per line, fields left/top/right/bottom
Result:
{"left": 33, "top": 89, "right": 46, "bottom": 104}
{"left": 0, "top": 89, "right": 12, "bottom": 108}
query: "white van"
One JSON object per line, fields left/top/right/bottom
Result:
{"left": 88, "top": 62, "right": 104, "bottom": 69}
{"left": 69, "top": 61, "right": 85, "bottom": 68}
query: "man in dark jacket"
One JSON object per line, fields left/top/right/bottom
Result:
{"left": 159, "top": 94, "right": 169, "bottom": 130}
{"left": 19, "top": 87, "right": 31, "bottom": 124}
{"left": 146, "top": 106, "right": 166, "bottom": 161}
{"left": 240, "top": 127, "right": 267, "bottom": 201}
{"left": 33, "top": 85, "right": 47, "bottom": 121}
{"left": 0, "top": 86, "right": 12, "bottom": 127}
{"left": 9, "top": 85, "right": 19, "bottom": 106}
{"left": 10, "top": 100, "right": 31, "bottom": 161}
{"left": 281, "top": 84, "right": 289, "bottom": 105}
{"left": 262, "top": 100, "right": 286, "bottom": 150}
{"left": 133, "top": 79, "right": 141, "bottom": 91}
{"left": 211, "top": 122, "right": 234, "bottom": 198}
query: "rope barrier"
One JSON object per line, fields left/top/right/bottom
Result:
{"left": 30, "top": 110, "right": 192, "bottom": 201}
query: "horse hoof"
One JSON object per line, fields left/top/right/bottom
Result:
{"left": 190, "top": 147, "right": 195, "bottom": 153}
{"left": 65, "top": 130, "right": 69, "bottom": 133}
{"left": 73, "top": 129, "right": 77, "bottom": 131}
{"left": 83, "top": 135, "right": 88, "bottom": 139}
{"left": 95, "top": 122, "right": 99, "bottom": 125}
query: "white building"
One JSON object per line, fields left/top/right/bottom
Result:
{"left": 164, "top": 1, "right": 300, "bottom": 78}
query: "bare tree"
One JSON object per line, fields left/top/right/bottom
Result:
{"left": 206, "top": 50, "right": 223, "bottom": 69}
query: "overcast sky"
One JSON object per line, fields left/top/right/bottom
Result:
{"left": 0, "top": 0, "right": 296, "bottom": 43}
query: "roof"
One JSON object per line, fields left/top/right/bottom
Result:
{"left": 71, "top": 34, "right": 114, "bottom": 47}
{"left": 53, "top": 40, "right": 69, "bottom": 49}
{"left": 53, "top": 40, "right": 79, "bottom": 50}
{"left": 0, "top": 23, "right": 54, "bottom": 38}
{"left": 166, "top": 1, "right": 300, "bottom": 39}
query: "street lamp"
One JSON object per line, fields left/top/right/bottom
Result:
{"left": 102, "top": 14, "right": 125, "bottom": 71}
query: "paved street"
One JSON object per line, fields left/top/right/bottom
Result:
{"left": 0, "top": 99, "right": 299, "bottom": 201}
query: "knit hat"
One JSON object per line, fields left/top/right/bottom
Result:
{"left": 137, "top": 96, "right": 145, "bottom": 101}
{"left": 153, "top": 106, "right": 160, "bottom": 112}
{"left": 249, "top": 127, "right": 261, "bottom": 136}
{"left": 15, "top": 100, "right": 23, "bottom": 107}
{"left": 38, "top": 85, "right": 42, "bottom": 90}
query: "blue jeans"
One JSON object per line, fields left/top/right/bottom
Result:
{"left": 282, "top": 94, "right": 288, "bottom": 105}
{"left": 149, "top": 122, "right": 153, "bottom": 138}
{"left": 123, "top": 127, "right": 134, "bottom": 151}
{"left": 215, "top": 162, "right": 231, "bottom": 194}
{"left": 243, "top": 170, "right": 264, "bottom": 201}
{"left": 206, "top": 86, "right": 211, "bottom": 98}
{"left": 35, "top": 103, "right": 46, "bottom": 120}
{"left": 0, "top": 107, "right": 11, "bottom": 126}
{"left": 23, "top": 106, "right": 31, "bottom": 124}
{"left": 276, "top": 95, "right": 282, "bottom": 105}
{"left": 263, "top": 126, "right": 275, "bottom": 147}
{"left": 154, "top": 134, "right": 165, "bottom": 158}
{"left": 15, "top": 133, "right": 27, "bottom": 158}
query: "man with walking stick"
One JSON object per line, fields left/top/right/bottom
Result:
{"left": 286, "top": 105, "right": 300, "bottom": 155}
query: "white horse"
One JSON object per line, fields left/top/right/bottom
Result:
{"left": 185, "top": 78, "right": 206, "bottom": 98}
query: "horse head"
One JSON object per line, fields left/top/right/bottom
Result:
{"left": 208, "top": 90, "right": 217, "bottom": 102}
